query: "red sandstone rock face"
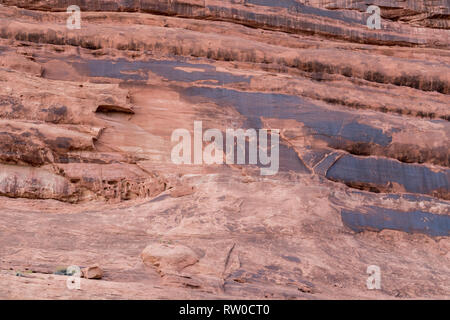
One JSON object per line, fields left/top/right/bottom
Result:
{"left": 0, "top": 1, "right": 448, "bottom": 299}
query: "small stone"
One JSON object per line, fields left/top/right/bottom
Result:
{"left": 82, "top": 265, "right": 103, "bottom": 279}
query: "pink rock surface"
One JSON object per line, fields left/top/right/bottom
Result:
{"left": 0, "top": 0, "right": 448, "bottom": 299}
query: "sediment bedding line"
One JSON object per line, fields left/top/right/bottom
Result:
{"left": 0, "top": 0, "right": 448, "bottom": 48}
{"left": 306, "top": 0, "right": 450, "bottom": 29}
{"left": 0, "top": 17, "right": 448, "bottom": 94}
{"left": 246, "top": 73, "right": 450, "bottom": 121}
{"left": 341, "top": 206, "right": 450, "bottom": 237}
{"left": 326, "top": 154, "right": 450, "bottom": 200}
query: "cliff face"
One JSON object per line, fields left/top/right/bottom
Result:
{"left": 2, "top": 0, "right": 449, "bottom": 45}
{"left": 0, "top": 1, "right": 448, "bottom": 299}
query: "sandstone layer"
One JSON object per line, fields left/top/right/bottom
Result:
{"left": 0, "top": 1, "right": 448, "bottom": 299}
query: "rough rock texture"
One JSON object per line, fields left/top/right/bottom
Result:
{"left": 82, "top": 265, "right": 103, "bottom": 279}
{"left": 0, "top": 1, "right": 448, "bottom": 299}
{"left": 141, "top": 243, "right": 200, "bottom": 274}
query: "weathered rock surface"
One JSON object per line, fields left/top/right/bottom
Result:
{"left": 141, "top": 243, "right": 200, "bottom": 274}
{"left": 0, "top": 0, "right": 448, "bottom": 299}
{"left": 82, "top": 265, "right": 103, "bottom": 279}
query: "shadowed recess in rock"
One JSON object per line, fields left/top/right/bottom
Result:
{"left": 341, "top": 206, "right": 450, "bottom": 237}
{"left": 327, "top": 155, "right": 450, "bottom": 198}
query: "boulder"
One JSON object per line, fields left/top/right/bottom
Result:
{"left": 82, "top": 265, "right": 103, "bottom": 279}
